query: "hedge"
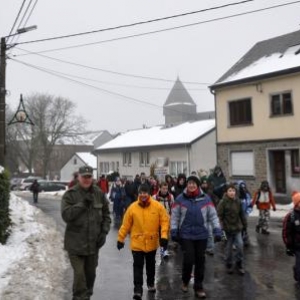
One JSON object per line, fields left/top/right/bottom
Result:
{"left": 0, "top": 169, "right": 11, "bottom": 244}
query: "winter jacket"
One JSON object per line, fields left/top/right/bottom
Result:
{"left": 110, "top": 184, "right": 126, "bottom": 202}
{"left": 252, "top": 190, "right": 276, "bottom": 210}
{"left": 171, "top": 188, "right": 221, "bottom": 240}
{"left": 61, "top": 184, "right": 111, "bottom": 255}
{"left": 217, "top": 195, "right": 247, "bottom": 234}
{"left": 282, "top": 209, "right": 300, "bottom": 251}
{"left": 30, "top": 181, "right": 40, "bottom": 193}
{"left": 237, "top": 180, "right": 253, "bottom": 216}
{"left": 98, "top": 178, "right": 109, "bottom": 194}
{"left": 153, "top": 190, "right": 174, "bottom": 215}
{"left": 172, "top": 173, "right": 187, "bottom": 198}
{"left": 118, "top": 197, "right": 170, "bottom": 252}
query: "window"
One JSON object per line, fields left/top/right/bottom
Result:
{"left": 123, "top": 152, "right": 132, "bottom": 166}
{"left": 100, "top": 162, "right": 109, "bottom": 174}
{"left": 111, "top": 161, "right": 115, "bottom": 171}
{"left": 170, "top": 161, "right": 187, "bottom": 177}
{"left": 270, "top": 92, "right": 293, "bottom": 116}
{"left": 229, "top": 98, "right": 252, "bottom": 126}
{"left": 73, "top": 158, "right": 77, "bottom": 165}
{"left": 231, "top": 151, "right": 254, "bottom": 176}
{"left": 140, "top": 152, "right": 150, "bottom": 166}
{"left": 291, "top": 149, "right": 300, "bottom": 176}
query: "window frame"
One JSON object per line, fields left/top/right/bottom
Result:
{"left": 270, "top": 91, "right": 293, "bottom": 117}
{"left": 228, "top": 98, "right": 252, "bottom": 127}
{"left": 291, "top": 149, "right": 300, "bottom": 177}
{"left": 139, "top": 151, "right": 150, "bottom": 166}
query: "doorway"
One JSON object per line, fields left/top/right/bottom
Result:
{"left": 272, "top": 150, "right": 286, "bottom": 193}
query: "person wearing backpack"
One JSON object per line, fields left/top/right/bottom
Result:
{"left": 282, "top": 192, "right": 300, "bottom": 283}
{"left": 252, "top": 181, "right": 276, "bottom": 235}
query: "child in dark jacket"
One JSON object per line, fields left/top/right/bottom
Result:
{"left": 282, "top": 192, "right": 300, "bottom": 282}
{"left": 217, "top": 183, "right": 247, "bottom": 275}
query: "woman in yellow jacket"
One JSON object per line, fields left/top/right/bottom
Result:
{"left": 117, "top": 183, "right": 170, "bottom": 300}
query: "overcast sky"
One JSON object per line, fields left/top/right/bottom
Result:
{"left": 1, "top": 0, "right": 300, "bottom": 134}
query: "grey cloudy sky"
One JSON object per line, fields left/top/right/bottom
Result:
{"left": 1, "top": 0, "right": 300, "bottom": 134}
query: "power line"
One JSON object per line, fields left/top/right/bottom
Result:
{"left": 14, "top": 47, "right": 210, "bottom": 85}
{"left": 6, "top": 0, "right": 27, "bottom": 42}
{"left": 12, "top": 1, "right": 300, "bottom": 55}
{"left": 14, "top": 0, "right": 255, "bottom": 46}
{"left": 10, "top": 58, "right": 201, "bottom": 116}
{"left": 9, "top": 58, "right": 209, "bottom": 90}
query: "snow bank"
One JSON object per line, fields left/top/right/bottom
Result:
{"left": 0, "top": 194, "right": 69, "bottom": 300}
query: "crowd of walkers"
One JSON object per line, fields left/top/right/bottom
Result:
{"left": 63, "top": 165, "right": 300, "bottom": 300}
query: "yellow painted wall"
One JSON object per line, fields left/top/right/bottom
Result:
{"left": 215, "top": 73, "right": 300, "bottom": 143}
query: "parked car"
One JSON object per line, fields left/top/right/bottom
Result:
{"left": 10, "top": 177, "right": 23, "bottom": 190}
{"left": 19, "top": 177, "right": 43, "bottom": 191}
{"left": 37, "top": 180, "right": 66, "bottom": 192}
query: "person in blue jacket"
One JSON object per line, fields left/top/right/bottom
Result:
{"left": 170, "top": 175, "right": 222, "bottom": 299}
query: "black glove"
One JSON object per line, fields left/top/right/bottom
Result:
{"left": 97, "top": 234, "right": 106, "bottom": 248}
{"left": 117, "top": 241, "right": 124, "bottom": 250}
{"left": 160, "top": 238, "right": 168, "bottom": 248}
{"left": 286, "top": 248, "right": 295, "bottom": 256}
{"left": 214, "top": 235, "right": 222, "bottom": 243}
{"left": 273, "top": 208, "right": 276, "bottom": 212}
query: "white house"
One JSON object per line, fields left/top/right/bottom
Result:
{"left": 95, "top": 119, "right": 216, "bottom": 180}
{"left": 60, "top": 152, "right": 97, "bottom": 181}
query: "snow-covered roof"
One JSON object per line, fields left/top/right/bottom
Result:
{"left": 56, "top": 131, "right": 104, "bottom": 146}
{"left": 76, "top": 152, "right": 97, "bottom": 168}
{"left": 212, "top": 29, "right": 300, "bottom": 87}
{"left": 97, "top": 119, "right": 215, "bottom": 150}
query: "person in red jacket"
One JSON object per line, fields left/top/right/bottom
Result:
{"left": 252, "top": 181, "right": 276, "bottom": 235}
{"left": 97, "top": 174, "right": 109, "bottom": 195}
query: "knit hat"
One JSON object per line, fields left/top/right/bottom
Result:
{"left": 187, "top": 175, "right": 201, "bottom": 187}
{"left": 292, "top": 192, "right": 300, "bottom": 206}
{"left": 200, "top": 176, "right": 208, "bottom": 183}
{"left": 138, "top": 183, "right": 150, "bottom": 194}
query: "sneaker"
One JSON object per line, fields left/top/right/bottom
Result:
{"left": 181, "top": 283, "right": 188, "bottom": 293}
{"left": 163, "top": 249, "right": 170, "bottom": 259}
{"left": 195, "top": 289, "right": 207, "bottom": 298}
{"left": 147, "top": 285, "right": 156, "bottom": 293}
{"left": 261, "top": 229, "right": 270, "bottom": 235}
{"left": 226, "top": 263, "right": 234, "bottom": 274}
{"left": 133, "top": 293, "right": 142, "bottom": 300}
{"left": 237, "top": 261, "right": 245, "bottom": 275}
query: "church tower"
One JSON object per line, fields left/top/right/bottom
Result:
{"left": 163, "top": 77, "right": 197, "bottom": 125}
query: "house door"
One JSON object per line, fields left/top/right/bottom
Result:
{"left": 272, "top": 151, "right": 286, "bottom": 193}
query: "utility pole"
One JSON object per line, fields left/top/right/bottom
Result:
{"left": 0, "top": 37, "right": 6, "bottom": 167}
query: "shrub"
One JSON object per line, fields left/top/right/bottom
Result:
{"left": 0, "top": 169, "right": 11, "bottom": 244}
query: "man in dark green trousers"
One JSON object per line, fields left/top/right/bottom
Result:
{"left": 61, "top": 166, "right": 111, "bottom": 300}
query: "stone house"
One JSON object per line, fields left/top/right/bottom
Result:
{"left": 210, "top": 30, "right": 300, "bottom": 200}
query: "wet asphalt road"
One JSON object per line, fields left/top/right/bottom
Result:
{"left": 14, "top": 192, "right": 300, "bottom": 300}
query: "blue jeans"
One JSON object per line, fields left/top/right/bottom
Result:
{"left": 225, "top": 231, "right": 244, "bottom": 266}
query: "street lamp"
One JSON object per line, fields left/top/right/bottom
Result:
{"left": 0, "top": 25, "right": 37, "bottom": 166}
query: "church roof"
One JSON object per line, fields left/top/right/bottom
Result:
{"left": 164, "top": 78, "right": 196, "bottom": 106}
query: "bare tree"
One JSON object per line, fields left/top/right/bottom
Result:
{"left": 7, "top": 93, "right": 86, "bottom": 178}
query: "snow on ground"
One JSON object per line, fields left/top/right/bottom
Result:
{"left": 0, "top": 194, "right": 69, "bottom": 300}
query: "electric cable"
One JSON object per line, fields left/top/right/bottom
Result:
{"left": 12, "top": 1, "right": 300, "bottom": 55}
{"left": 10, "top": 57, "right": 203, "bottom": 116}
{"left": 14, "top": 0, "right": 255, "bottom": 45}
{"left": 14, "top": 47, "right": 210, "bottom": 85}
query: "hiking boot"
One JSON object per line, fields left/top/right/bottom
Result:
{"left": 255, "top": 225, "right": 260, "bottom": 233}
{"left": 181, "top": 283, "right": 188, "bottom": 293}
{"left": 195, "top": 289, "right": 207, "bottom": 298}
{"left": 147, "top": 285, "right": 156, "bottom": 293}
{"left": 133, "top": 293, "right": 142, "bottom": 300}
{"left": 261, "top": 229, "right": 270, "bottom": 235}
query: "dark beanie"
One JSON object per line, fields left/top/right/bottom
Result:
{"left": 138, "top": 183, "right": 150, "bottom": 194}
{"left": 187, "top": 175, "right": 201, "bottom": 187}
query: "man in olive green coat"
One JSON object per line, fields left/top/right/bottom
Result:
{"left": 61, "top": 166, "right": 111, "bottom": 300}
